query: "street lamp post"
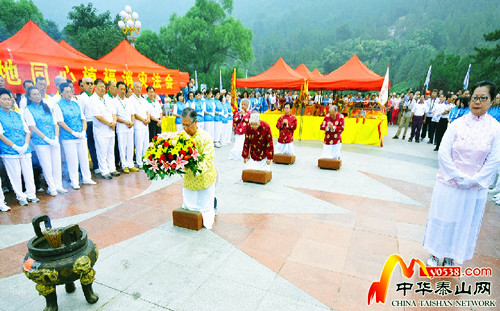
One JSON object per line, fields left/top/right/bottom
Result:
{"left": 118, "top": 5, "right": 141, "bottom": 47}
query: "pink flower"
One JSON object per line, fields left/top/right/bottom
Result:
{"left": 192, "top": 149, "right": 200, "bottom": 161}
{"left": 175, "top": 156, "right": 189, "bottom": 171}
{"left": 150, "top": 159, "right": 160, "bottom": 173}
{"left": 161, "top": 161, "right": 170, "bottom": 171}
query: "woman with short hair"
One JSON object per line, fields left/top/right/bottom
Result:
{"left": 146, "top": 86, "right": 162, "bottom": 141}
{"left": 173, "top": 92, "right": 186, "bottom": 133}
{"left": 0, "top": 88, "right": 39, "bottom": 206}
{"left": 424, "top": 81, "right": 500, "bottom": 266}
{"left": 24, "top": 86, "right": 67, "bottom": 196}
{"left": 213, "top": 90, "right": 223, "bottom": 147}
{"left": 55, "top": 83, "right": 96, "bottom": 189}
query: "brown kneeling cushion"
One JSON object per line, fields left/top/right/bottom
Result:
{"left": 273, "top": 154, "right": 296, "bottom": 165}
{"left": 242, "top": 169, "right": 272, "bottom": 184}
{"left": 318, "top": 158, "right": 342, "bottom": 170}
{"left": 173, "top": 208, "right": 203, "bottom": 230}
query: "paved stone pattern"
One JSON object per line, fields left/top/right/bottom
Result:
{"left": 0, "top": 126, "right": 498, "bottom": 310}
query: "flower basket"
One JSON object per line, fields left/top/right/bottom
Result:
{"left": 142, "top": 132, "right": 205, "bottom": 180}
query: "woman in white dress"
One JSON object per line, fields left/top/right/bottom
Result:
{"left": 423, "top": 81, "right": 500, "bottom": 267}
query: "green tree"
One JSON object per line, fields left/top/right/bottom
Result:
{"left": 0, "top": 0, "right": 44, "bottom": 37}
{"left": 43, "top": 20, "right": 62, "bottom": 41}
{"left": 470, "top": 29, "right": 500, "bottom": 87}
{"left": 135, "top": 30, "right": 166, "bottom": 65}
{"left": 427, "top": 52, "right": 471, "bottom": 92}
{"left": 63, "top": 3, "right": 125, "bottom": 59}
{"left": 0, "top": 0, "right": 61, "bottom": 41}
{"left": 136, "top": 0, "right": 253, "bottom": 87}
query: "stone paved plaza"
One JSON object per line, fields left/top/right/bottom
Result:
{"left": 0, "top": 125, "right": 498, "bottom": 311}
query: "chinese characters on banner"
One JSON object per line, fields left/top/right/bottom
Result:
{"left": 0, "top": 58, "right": 180, "bottom": 94}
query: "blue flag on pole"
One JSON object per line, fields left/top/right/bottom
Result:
{"left": 463, "top": 64, "right": 471, "bottom": 91}
{"left": 424, "top": 65, "right": 432, "bottom": 91}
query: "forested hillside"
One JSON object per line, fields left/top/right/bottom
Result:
{"left": 1, "top": 0, "right": 498, "bottom": 91}
{"left": 233, "top": 0, "right": 499, "bottom": 90}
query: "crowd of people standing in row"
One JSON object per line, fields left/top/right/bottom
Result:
{"left": 0, "top": 73, "right": 192, "bottom": 212}
{"left": 389, "top": 88, "right": 500, "bottom": 150}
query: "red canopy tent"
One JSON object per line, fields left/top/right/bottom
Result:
{"left": 311, "top": 68, "right": 323, "bottom": 78}
{"left": 309, "top": 55, "right": 387, "bottom": 91}
{"left": 0, "top": 20, "right": 111, "bottom": 93}
{"left": 98, "top": 40, "right": 181, "bottom": 94}
{"left": 0, "top": 20, "right": 184, "bottom": 94}
{"left": 59, "top": 40, "right": 93, "bottom": 60}
{"left": 294, "top": 64, "right": 314, "bottom": 80}
{"left": 236, "top": 58, "right": 305, "bottom": 90}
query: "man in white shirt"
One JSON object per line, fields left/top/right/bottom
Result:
{"left": 131, "top": 81, "right": 150, "bottom": 168}
{"left": 105, "top": 81, "right": 117, "bottom": 101}
{"left": 421, "top": 89, "right": 438, "bottom": 143}
{"left": 314, "top": 92, "right": 322, "bottom": 106}
{"left": 433, "top": 93, "right": 455, "bottom": 151}
{"left": 393, "top": 91, "right": 415, "bottom": 139}
{"left": 46, "top": 75, "right": 66, "bottom": 107}
{"left": 77, "top": 76, "right": 99, "bottom": 172}
{"left": 105, "top": 81, "right": 121, "bottom": 169}
{"left": 18, "top": 80, "right": 34, "bottom": 111}
{"left": 115, "top": 82, "right": 139, "bottom": 174}
{"left": 146, "top": 85, "right": 162, "bottom": 142}
{"left": 91, "top": 79, "right": 119, "bottom": 179}
{"left": 408, "top": 95, "right": 428, "bottom": 143}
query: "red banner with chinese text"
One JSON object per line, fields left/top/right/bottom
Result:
{"left": 0, "top": 21, "right": 181, "bottom": 95}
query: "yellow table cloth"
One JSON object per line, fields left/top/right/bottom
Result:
{"left": 259, "top": 113, "right": 387, "bottom": 146}
{"left": 161, "top": 116, "right": 177, "bottom": 133}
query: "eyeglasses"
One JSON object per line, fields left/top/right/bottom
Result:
{"left": 182, "top": 122, "right": 194, "bottom": 128}
{"left": 85, "top": 82, "right": 94, "bottom": 85}
{"left": 470, "top": 96, "right": 489, "bottom": 103}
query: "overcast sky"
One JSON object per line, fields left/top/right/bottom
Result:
{"left": 31, "top": 0, "right": 196, "bottom": 32}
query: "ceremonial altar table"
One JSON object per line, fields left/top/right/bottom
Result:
{"left": 259, "top": 113, "right": 387, "bottom": 146}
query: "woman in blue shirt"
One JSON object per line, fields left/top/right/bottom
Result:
{"left": 223, "top": 93, "right": 233, "bottom": 145}
{"left": 0, "top": 88, "right": 38, "bottom": 206}
{"left": 194, "top": 90, "right": 205, "bottom": 131}
{"left": 55, "top": 83, "right": 96, "bottom": 190}
{"left": 186, "top": 92, "right": 195, "bottom": 110}
{"left": 172, "top": 92, "right": 186, "bottom": 133}
{"left": 213, "top": 89, "right": 223, "bottom": 147}
{"left": 24, "top": 86, "right": 67, "bottom": 196}
{"left": 204, "top": 89, "right": 215, "bottom": 138}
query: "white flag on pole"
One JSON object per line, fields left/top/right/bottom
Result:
{"left": 424, "top": 65, "right": 432, "bottom": 91}
{"left": 378, "top": 66, "right": 390, "bottom": 106}
{"left": 220, "top": 70, "right": 222, "bottom": 90}
{"left": 195, "top": 71, "right": 198, "bottom": 90}
{"left": 463, "top": 64, "right": 471, "bottom": 91}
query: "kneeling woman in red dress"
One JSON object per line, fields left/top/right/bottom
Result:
{"left": 243, "top": 114, "right": 274, "bottom": 171}
{"left": 320, "top": 105, "right": 345, "bottom": 159}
